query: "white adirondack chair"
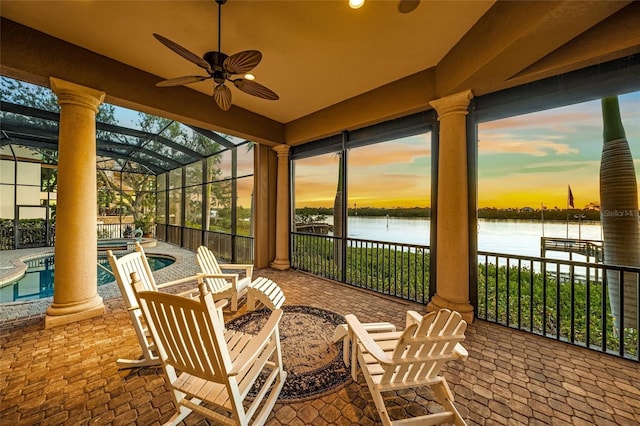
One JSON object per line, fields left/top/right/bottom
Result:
{"left": 196, "top": 245, "right": 254, "bottom": 311}
{"left": 346, "top": 309, "right": 468, "bottom": 426}
{"left": 107, "top": 242, "right": 203, "bottom": 368}
{"left": 132, "top": 273, "right": 287, "bottom": 426}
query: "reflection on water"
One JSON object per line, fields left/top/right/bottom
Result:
{"left": 323, "top": 215, "right": 602, "bottom": 258}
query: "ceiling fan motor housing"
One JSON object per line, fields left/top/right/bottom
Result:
{"left": 203, "top": 51, "right": 229, "bottom": 83}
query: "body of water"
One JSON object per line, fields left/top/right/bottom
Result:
{"left": 322, "top": 216, "right": 602, "bottom": 259}
{"left": 0, "top": 254, "right": 174, "bottom": 303}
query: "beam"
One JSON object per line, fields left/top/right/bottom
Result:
{"left": 436, "top": 1, "right": 631, "bottom": 97}
{"left": 0, "top": 18, "right": 284, "bottom": 146}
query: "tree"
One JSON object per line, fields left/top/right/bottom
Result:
{"left": 333, "top": 152, "right": 344, "bottom": 267}
{"left": 600, "top": 96, "right": 639, "bottom": 330}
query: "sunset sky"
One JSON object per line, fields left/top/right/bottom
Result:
{"left": 294, "top": 91, "right": 640, "bottom": 210}
{"left": 478, "top": 91, "right": 640, "bottom": 209}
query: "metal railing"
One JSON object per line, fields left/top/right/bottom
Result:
{"left": 291, "top": 232, "right": 430, "bottom": 304}
{"left": 96, "top": 222, "right": 136, "bottom": 239}
{"left": 154, "top": 224, "right": 254, "bottom": 264}
{"left": 478, "top": 251, "right": 639, "bottom": 362}
{"left": 290, "top": 232, "right": 638, "bottom": 362}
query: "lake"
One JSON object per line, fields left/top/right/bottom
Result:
{"left": 321, "top": 216, "right": 603, "bottom": 259}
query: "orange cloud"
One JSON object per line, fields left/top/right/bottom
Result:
{"left": 479, "top": 109, "right": 599, "bottom": 132}
{"left": 478, "top": 135, "right": 579, "bottom": 156}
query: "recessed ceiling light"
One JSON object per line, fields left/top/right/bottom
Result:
{"left": 244, "top": 74, "right": 255, "bottom": 81}
{"left": 349, "top": 0, "right": 365, "bottom": 10}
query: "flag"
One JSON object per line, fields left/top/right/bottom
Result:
{"left": 568, "top": 185, "right": 574, "bottom": 208}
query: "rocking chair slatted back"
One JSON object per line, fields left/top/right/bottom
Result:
{"left": 135, "top": 285, "right": 228, "bottom": 382}
{"left": 196, "top": 245, "right": 231, "bottom": 294}
{"left": 107, "top": 242, "right": 201, "bottom": 369}
{"left": 133, "top": 274, "right": 287, "bottom": 426}
{"left": 108, "top": 249, "right": 156, "bottom": 308}
{"left": 107, "top": 248, "right": 160, "bottom": 369}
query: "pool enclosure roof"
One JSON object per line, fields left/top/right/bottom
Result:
{"left": 0, "top": 78, "right": 250, "bottom": 175}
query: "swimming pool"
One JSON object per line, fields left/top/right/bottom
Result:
{"left": 0, "top": 254, "right": 175, "bottom": 303}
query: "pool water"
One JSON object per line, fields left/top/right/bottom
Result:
{"left": 0, "top": 254, "right": 174, "bottom": 303}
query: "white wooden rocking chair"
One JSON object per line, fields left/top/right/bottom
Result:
{"left": 196, "top": 245, "right": 254, "bottom": 311}
{"left": 132, "top": 273, "right": 287, "bottom": 426}
{"left": 346, "top": 309, "right": 468, "bottom": 426}
{"left": 107, "top": 242, "right": 204, "bottom": 368}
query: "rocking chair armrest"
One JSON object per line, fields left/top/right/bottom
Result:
{"left": 213, "top": 299, "right": 228, "bottom": 310}
{"left": 176, "top": 288, "right": 200, "bottom": 299}
{"left": 345, "top": 314, "right": 392, "bottom": 365}
{"left": 155, "top": 274, "right": 203, "bottom": 290}
{"left": 229, "top": 309, "right": 283, "bottom": 376}
{"left": 453, "top": 342, "right": 468, "bottom": 361}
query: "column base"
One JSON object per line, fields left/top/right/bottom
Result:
{"left": 45, "top": 296, "right": 105, "bottom": 329}
{"left": 427, "top": 294, "right": 475, "bottom": 324}
{"left": 269, "top": 259, "right": 290, "bottom": 271}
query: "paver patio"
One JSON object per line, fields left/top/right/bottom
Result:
{"left": 1, "top": 243, "right": 639, "bottom": 425}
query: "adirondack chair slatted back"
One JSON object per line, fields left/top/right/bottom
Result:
{"left": 383, "top": 309, "right": 466, "bottom": 385}
{"left": 196, "top": 246, "right": 231, "bottom": 293}
{"left": 135, "top": 286, "right": 229, "bottom": 383}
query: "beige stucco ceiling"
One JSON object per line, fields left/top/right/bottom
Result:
{"left": 1, "top": 1, "right": 638, "bottom": 146}
{"left": 1, "top": 0, "right": 494, "bottom": 123}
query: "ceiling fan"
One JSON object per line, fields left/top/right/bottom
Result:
{"left": 153, "top": 0, "right": 278, "bottom": 111}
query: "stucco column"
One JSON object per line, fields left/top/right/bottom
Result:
{"left": 270, "top": 144, "right": 291, "bottom": 270}
{"left": 427, "top": 90, "right": 475, "bottom": 323}
{"left": 45, "top": 78, "right": 106, "bottom": 328}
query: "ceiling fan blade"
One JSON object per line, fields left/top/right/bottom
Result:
{"left": 156, "top": 75, "right": 210, "bottom": 87}
{"left": 398, "top": 0, "right": 420, "bottom": 13}
{"left": 224, "top": 50, "right": 262, "bottom": 74}
{"left": 233, "top": 79, "right": 279, "bottom": 100}
{"left": 213, "top": 84, "right": 232, "bottom": 111}
{"left": 153, "top": 33, "right": 212, "bottom": 72}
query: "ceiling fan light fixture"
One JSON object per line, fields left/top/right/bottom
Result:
{"left": 349, "top": 0, "right": 365, "bottom": 9}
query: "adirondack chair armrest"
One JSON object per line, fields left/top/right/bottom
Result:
{"left": 406, "top": 310, "right": 423, "bottom": 328}
{"left": 453, "top": 342, "right": 468, "bottom": 361}
{"left": 200, "top": 272, "right": 238, "bottom": 286}
{"left": 229, "top": 309, "right": 283, "bottom": 375}
{"left": 218, "top": 264, "right": 253, "bottom": 277}
{"left": 345, "top": 314, "right": 392, "bottom": 365}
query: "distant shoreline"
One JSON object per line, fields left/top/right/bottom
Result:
{"left": 295, "top": 206, "right": 602, "bottom": 222}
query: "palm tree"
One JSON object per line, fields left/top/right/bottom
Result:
{"left": 333, "top": 152, "right": 344, "bottom": 268}
{"left": 599, "top": 96, "right": 639, "bottom": 330}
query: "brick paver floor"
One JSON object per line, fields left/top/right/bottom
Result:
{"left": 1, "top": 243, "right": 639, "bottom": 425}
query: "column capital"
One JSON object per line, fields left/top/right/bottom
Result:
{"left": 50, "top": 77, "right": 105, "bottom": 113}
{"left": 272, "top": 144, "right": 290, "bottom": 157}
{"left": 429, "top": 89, "right": 474, "bottom": 120}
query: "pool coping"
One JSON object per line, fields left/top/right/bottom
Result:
{"left": 0, "top": 249, "right": 55, "bottom": 287}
